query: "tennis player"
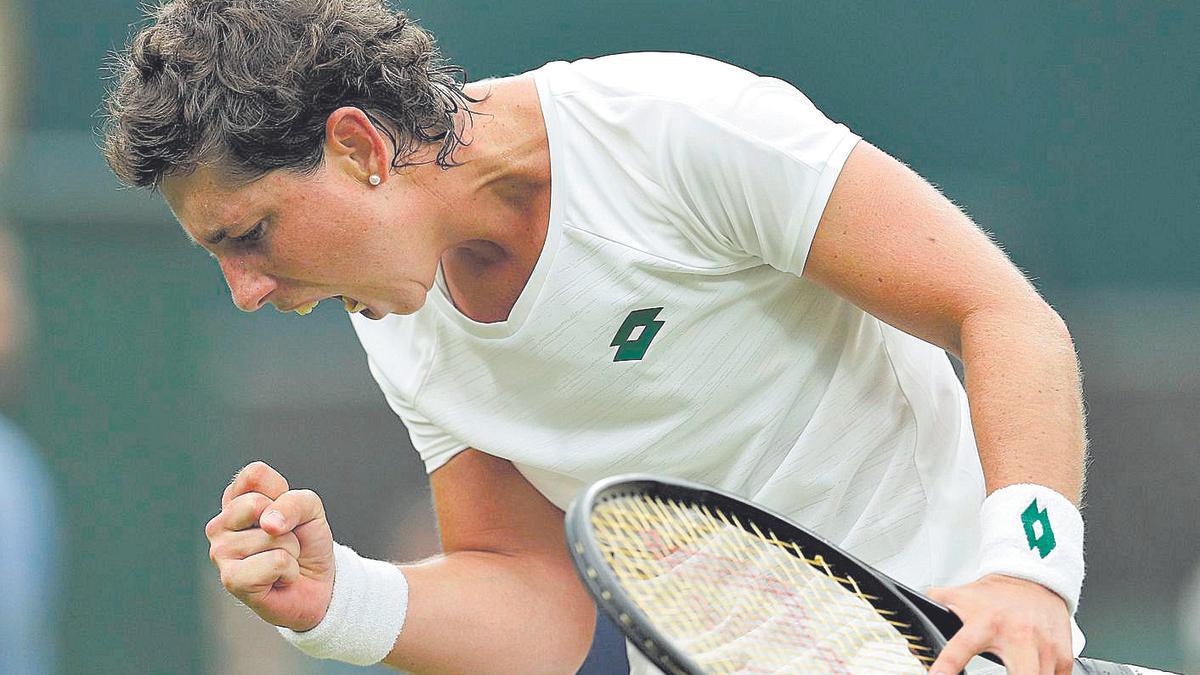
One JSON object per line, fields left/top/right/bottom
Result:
{"left": 105, "top": 2, "right": 1089, "bottom": 673}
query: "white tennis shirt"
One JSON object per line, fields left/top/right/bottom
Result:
{"left": 351, "top": 52, "right": 1083, "bottom": 667}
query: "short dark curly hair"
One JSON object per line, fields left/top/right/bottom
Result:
{"left": 101, "top": 0, "right": 481, "bottom": 188}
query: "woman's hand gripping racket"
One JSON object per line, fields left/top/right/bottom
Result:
{"left": 565, "top": 474, "right": 1175, "bottom": 675}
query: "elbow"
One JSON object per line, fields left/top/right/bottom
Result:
{"left": 1028, "top": 300, "right": 1076, "bottom": 354}
{"left": 1045, "top": 303, "right": 1074, "bottom": 344}
{"left": 956, "top": 297, "right": 1076, "bottom": 359}
{"left": 545, "top": 575, "right": 599, "bottom": 674}
{"left": 510, "top": 555, "right": 596, "bottom": 675}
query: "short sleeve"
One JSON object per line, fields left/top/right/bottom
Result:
{"left": 660, "top": 75, "right": 860, "bottom": 275}
{"left": 366, "top": 357, "right": 468, "bottom": 473}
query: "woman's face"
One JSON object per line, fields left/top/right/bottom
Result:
{"left": 162, "top": 157, "right": 444, "bottom": 320}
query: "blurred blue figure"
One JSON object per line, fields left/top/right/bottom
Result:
{"left": 0, "top": 416, "right": 59, "bottom": 675}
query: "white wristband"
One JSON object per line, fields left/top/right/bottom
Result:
{"left": 276, "top": 543, "right": 409, "bottom": 665}
{"left": 977, "top": 484, "right": 1085, "bottom": 614}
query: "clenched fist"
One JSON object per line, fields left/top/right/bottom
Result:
{"left": 205, "top": 461, "right": 336, "bottom": 632}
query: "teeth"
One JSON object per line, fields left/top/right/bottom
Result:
{"left": 294, "top": 300, "right": 319, "bottom": 316}
{"left": 342, "top": 297, "right": 367, "bottom": 314}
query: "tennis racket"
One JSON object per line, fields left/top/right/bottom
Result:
{"left": 566, "top": 474, "right": 1175, "bottom": 675}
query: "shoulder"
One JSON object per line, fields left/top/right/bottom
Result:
{"left": 534, "top": 52, "right": 843, "bottom": 157}
{"left": 531, "top": 52, "right": 762, "bottom": 107}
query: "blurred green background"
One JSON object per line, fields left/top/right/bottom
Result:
{"left": 0, "top": 1, "right": 1196, "bottom": 673}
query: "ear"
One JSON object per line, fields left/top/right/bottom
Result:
{"left": 324, "top": 107, "right": 391, "bottom": 185}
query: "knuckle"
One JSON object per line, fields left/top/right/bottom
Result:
{"left": 249, "top": 461, "right": 288, "bottom": 487}
{"left": 985, "top": 613, "right": 1006, "bottom": 636}
{"left": 219, "top": 569, "right": 237, "bottom": 593}
{"left": 245, "top": 460, "right": 271, "bottom": 476}
{"left": 234, "top": 463, "right": 266, "bottom": 488}
{"left": 204, "top": 515, "right": 221, "bottom": 538}
{"left": 294, "top": 488, "right": 322, "bottom": 507}
{"left": 1007, "top": 621, "right": 1038, "bottom": 643}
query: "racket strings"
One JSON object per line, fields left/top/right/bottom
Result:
{"left": 591, "top": 494, "right": 933, "bottom": 673}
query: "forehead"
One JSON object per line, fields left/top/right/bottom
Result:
{"left": 161, "top": 166, "right": 274, "bottom": 244}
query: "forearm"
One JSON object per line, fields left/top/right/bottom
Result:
{"left": 380, "top": 550, "right": 596, "bottom": 675}
{"left": 958, "top": 301, "right": 1086, "bottom": 503}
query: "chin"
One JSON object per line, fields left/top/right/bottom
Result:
{"left": 368, "top": 296, "right": 425, "bottom": 319}
{"left": 397, "top": 296, "right": 428, "bottom": 316}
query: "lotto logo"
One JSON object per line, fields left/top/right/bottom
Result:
{"left": 1021, "top": 498, "right": 1057, "bottom": 558}
{"left": 611, "top": 307, "right": 665, "bottom": 362}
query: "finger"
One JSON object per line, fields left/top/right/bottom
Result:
{"left": 212, "top": 491, "right": 276, "bottom": 533}
{"left": 929, "top": 625, "right": 989, "bottom": 675}
{"left": 1047, "top": 640, "right": 1074, "bottom": 675}
{"left": 926, "top": 586, "right": 949, "bottom": 602}
{"left": 209, "top": 528, "right": 301, "bottom": 565}
{"left": 1050, "top": 619, "right": 1074, "bottom": 675}
{"left": 259, "top": 488, "right": 326, "bottom": 537}
{"left": 1000, "top": 638, "right": 1041, "bottom": 675}
{"left": 222, "top": 461, "right": 290, "bottom": 508}
{"left": 222, "top": 548, "right": 300, "bottom": 601}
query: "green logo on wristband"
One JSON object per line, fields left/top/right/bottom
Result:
{"left": 1021, "top": 498, "right": 1057, "bottom": 558}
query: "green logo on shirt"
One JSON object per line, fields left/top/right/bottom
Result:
{"left": 611, "top": 307, "right": 665, "bottom": 362}
{"left": 1021, "top": 498, "right": 1057, "bottom": 558}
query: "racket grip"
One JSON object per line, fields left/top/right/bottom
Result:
{"left": 1072, "top": 658, "right": 1180, "bottom": 674}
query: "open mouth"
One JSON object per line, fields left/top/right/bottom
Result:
{"left": 291, "top": 295, "right": 369, "bottom": 316}
{"left": 339, "top": 296, "right": 368, "bottom": 314}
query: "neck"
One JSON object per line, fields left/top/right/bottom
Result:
{"left": 430, "top": 75, "right": 551, "bottom": 321}
{"left": 442, "top": 76, "right": 550, "bottom": 270}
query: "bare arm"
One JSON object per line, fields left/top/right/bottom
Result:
{"left": 804, "top": 141, "right": 1085, "bottom": 501}
{"left": 380, "top": 449, "right": 596, "bottom": 674}
{"left": 803, "top": 141, "right": 1083, "bottom": 673}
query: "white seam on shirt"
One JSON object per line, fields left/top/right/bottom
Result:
{"left": 874, "top": 319, "right": 936, "bottom": 581}
{"left": 793, "top": 133, "right": 862, "bottom": 275}
{"left": 562, "top": 222, "right": 760, "bottom": 274}
{"left": 410, "top": 317, "right": 444, "bottom": 405}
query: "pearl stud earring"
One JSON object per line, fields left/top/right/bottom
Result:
{"left": 368, "top": 174, "right": 381, "bottom": 186}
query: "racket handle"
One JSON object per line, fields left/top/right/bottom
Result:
{"left": 1073, "top": 658, "right": 1179, "bottom": 674}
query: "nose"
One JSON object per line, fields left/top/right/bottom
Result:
{"left": 218, "top": 256, "right": 277, "bottom": 312}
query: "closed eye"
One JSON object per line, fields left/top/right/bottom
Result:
{"left": 234, "top": 221, "right": 266, "bottom": 244}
